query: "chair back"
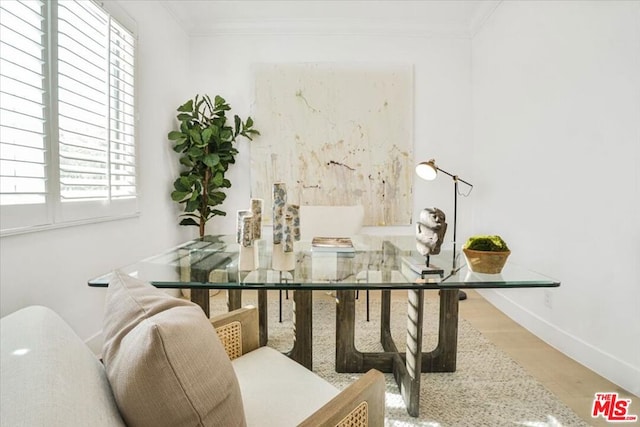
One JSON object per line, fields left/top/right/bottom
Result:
{"left": 299, "top": 205, "right": 364, "bottom": 240}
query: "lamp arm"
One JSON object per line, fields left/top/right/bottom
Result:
{"left": 435, "top": 166, "right": 472, "bottom": 274}
{"left": 435, "top": 166, "right": 473, "bottom": 188}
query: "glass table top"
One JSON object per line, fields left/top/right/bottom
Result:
{"left": 89, "top": 235, "right": 560, "bottom": 290}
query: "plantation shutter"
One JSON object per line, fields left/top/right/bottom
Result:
{"left": 57, "top": 0, "right": 136, "bottom": 204}
{"left": 1, "top": 0, "right": 137, "bottom": 234}
{"left": 108, "top": 19, "right": 136, "bottom": 199}
{"left": 0, "top": 0, "right": 47, "bottom": 206}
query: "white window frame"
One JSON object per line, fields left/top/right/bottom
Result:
{"left": 0, "top": 0, "right": 138, "bottom": 236}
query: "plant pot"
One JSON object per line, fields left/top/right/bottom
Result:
{"left": 463, "top": 248, "right": 511, "bottom": 274}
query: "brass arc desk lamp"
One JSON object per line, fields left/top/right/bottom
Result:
{"left": 415, "top": 159, "right": 473, "bottom": 299}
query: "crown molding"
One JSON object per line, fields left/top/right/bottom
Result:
{"left": 185, "top": 19, "right": 471, "bottom": 38}
{"left": 161, "top": 1, "right": 503, "bottom": 39}
{"left": 469, "top": 1, "right": 502, "bottom": 38}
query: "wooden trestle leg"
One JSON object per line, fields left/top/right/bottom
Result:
{"left": 285, "top": 290, "right": 313, "bottom": 370}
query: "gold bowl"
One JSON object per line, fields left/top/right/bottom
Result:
{"left": 463, "top": 248, "right": 511, "bottom": 274}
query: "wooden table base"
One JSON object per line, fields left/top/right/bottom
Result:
{"left": 335, "top": 288, "right": 460, "bottom": 417}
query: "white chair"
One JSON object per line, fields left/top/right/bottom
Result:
{"left": 299, "top": 205, "right": 364, "bottom": 240}
{"left": 211, "top": 306, "right": 386, "bottom": 426}
{"left": 297, "top": 205, "right": 369, "bottom": 314}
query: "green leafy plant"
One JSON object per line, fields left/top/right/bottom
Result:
{"left": 167, "top": 94, "right": 259, "bottom": 237}
{"left": 463, "top": 235, "right": 510, "bottom": 252}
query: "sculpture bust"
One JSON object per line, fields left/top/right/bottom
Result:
{"left": 416, "top": 207, "right": 447, "bottom": 256}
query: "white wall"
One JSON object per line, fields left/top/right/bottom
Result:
{"left": 187, "top": 25, "right": 474, "bottom": 240}
{"left": 472, "top": 1, "right": 640, "bottom": 395}
{"left": 0, "top": 1, "right": 193, "bottom": 348}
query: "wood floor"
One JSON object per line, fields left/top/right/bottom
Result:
{"left": 456, "top": 289, "right": 638, "bottom": 426}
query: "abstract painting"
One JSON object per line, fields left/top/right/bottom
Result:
{"left": 251, "top": 63, "right": 413, "bottom": 226}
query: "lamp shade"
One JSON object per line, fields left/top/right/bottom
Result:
{"left": 415, "top": 160, "right": 438, "bottom": 181}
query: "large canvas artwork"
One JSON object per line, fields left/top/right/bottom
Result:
{"left": 251, "top": 63, "right": 413, "bottom": 226}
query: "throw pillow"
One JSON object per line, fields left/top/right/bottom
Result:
{"left": 102, "top": 270, "right": 246, "bottom": 427}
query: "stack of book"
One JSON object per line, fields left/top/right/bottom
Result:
{"left": 311, "top": 237, "right": 355, "bottom": 253}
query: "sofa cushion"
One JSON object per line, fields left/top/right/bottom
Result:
{"left": 0, "top": 306, "right": 126, "bottom": 427}
{"left": 232, "top": 346, "right": 340, "bottom": 426}
{"left": 102, "top": 271, "right": 246, "bottom": 427}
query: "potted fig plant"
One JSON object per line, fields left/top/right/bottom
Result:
{"left": 167, "top": 94, "right": 259, "bottom": 237}
{"left": 462, "top": 235, "right": 511, "bottom": 274}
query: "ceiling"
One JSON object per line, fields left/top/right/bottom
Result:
{"left": 161, "top": 1, "right": 501, "bottom": 37}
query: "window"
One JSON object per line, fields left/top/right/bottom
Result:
{"left": 0, "top": 0, "right": 136, "bottom": 234}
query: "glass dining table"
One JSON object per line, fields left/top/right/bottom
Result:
{"left": 89, "top": 234, "right": 560, "bottom": 417}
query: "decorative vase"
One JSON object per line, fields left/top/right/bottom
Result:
{"left": 271, "top": 183, "right": 299, "bottom": 271}
{"left": 272, "top": 242, "right": 295, "bottom": 271}
{"left": 286, "top": 204, "right": 300, "bottom": 242}
{"left": 250, "top": 198, "right": 263, "bottom": 240}
{"left": 462, "top": 248, "right": 511, "bottom": 274}
{"left": 236, "top": 210, "right": 258, "bottom": 271}
{"left": 236, "top": 210, "right": 253, "bottom": 247}
{"left": 272, "top": 183, "right": 287, "bottom": 244}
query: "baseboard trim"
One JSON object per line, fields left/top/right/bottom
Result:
{"left": 477, "top": 289, "right": 640, "bottom": 397}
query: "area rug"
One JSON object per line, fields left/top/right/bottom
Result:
{"left": 210, "top": 291, "right": 588, "bottom": 427}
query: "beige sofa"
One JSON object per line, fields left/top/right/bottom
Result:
{"left": 0, "top": 272, "right": 385, "bottom": 427}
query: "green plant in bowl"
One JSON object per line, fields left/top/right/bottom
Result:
{"left": 463, "top": 235, "right": 509, "bottom": 252}
{"left": 463, "top": 235, "right": 510, "bottom": 274}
